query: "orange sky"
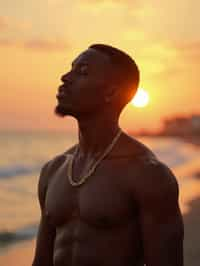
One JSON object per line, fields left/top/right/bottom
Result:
{"left": 0, "top": 0, "right": 199, "bottom": 133}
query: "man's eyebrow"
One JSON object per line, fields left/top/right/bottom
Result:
{"left": 71, "top": 61, "right": 88, "bottom": 67}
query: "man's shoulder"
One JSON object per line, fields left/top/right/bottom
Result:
{"left": 122, "top": 134, "right": 172, "bottom": 172}
{"left": 47, "top": 144, "right": 77, "bottom": 165}
{"left": 137, "top": 157, "right": 178, "bottom": 188}
{"left": 123, "top": 134, "right": 179, "bottom": 201}
{"left": 131, "top": 155, "right": 179, "bottom": 207}
{"left": 39, "top": 144, "right": 77, "bottom": 181}
{"left": 37, "top": 144, "right": 77, "bottom": 209}
{"left": 118, "top": 132, "right": 157, "bottom": 161}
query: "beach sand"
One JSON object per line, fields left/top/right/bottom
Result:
{"left": 0, "top": 239, "right": 36, "bottom": 266}
{"left": 183, "top": 196, "right": 200, "bottom": 266}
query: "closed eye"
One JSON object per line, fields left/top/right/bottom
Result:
{"left": 79, "top": 65, "right": 88, "bottom": 75}
{"left": 71, "top": 63, "right": 88, "bottom": 75}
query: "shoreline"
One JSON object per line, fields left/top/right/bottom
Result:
{"left": 134, "top": 134, "right": 200, "bottom": 147}
{"left": 0, "top": 239, "right": 36, "bottom": 266}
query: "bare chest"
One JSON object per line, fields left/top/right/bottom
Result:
{"left": 45, "top": 156, "right": 138, "bottom": 228}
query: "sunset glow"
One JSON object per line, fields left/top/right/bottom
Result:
{"left": 131, "top": 88, "right": 149, "bottom": 108}
{"left": 0, "top": 1, "right": 199, "bottom": 132}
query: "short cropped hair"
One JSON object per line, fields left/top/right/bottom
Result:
{"left": 89, "top": 44, "right": 140, "bottom": 102}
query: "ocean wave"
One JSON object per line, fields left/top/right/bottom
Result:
{"left": 0, "top": 224, "right": 38, "bottom": 248}
{"left": 152, "top": 145, "right": 199, "bottom": 167}
{"left": 0, "top": 164, "right": 42, "bottom": 179}
{"left": 0, "top": 151, "right": 197, "bottom": 179}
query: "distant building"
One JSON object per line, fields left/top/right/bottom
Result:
{"left": 191, "top": 115, "right": 200, "bottom": 129}
{"left": 161, "top": 114, "right": 200, "bottom": 136}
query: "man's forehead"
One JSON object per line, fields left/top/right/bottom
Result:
{"left": 72, "top": 48, "right": 111, "bottom": 67}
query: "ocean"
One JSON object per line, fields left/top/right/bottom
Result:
{"left": 0, "top": 131, "right": 200, "bottom": 253}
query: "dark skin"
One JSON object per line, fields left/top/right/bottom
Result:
{"left": 32, "top": 48, "right": 184, "bottom": 266}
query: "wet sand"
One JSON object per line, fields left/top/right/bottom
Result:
{"left": 184, "top": 196, "right": 200, "bottom": 266}
{"left": 0, "top": 239, "right": 36, "bottom": 266}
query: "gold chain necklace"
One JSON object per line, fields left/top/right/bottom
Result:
{"left": 67, "top": 128, "right": 122, "bottom": 186}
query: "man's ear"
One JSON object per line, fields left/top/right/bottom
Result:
{"left": 105, "top": 85, "right": 120, "bottom": 103}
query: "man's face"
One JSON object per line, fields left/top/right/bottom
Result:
{"left": 55, "top": 48, "right": 113, "bottom": 118}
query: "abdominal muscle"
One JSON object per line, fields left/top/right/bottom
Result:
{"left": 53, "top": 218, "right": 144, "bottom": 266}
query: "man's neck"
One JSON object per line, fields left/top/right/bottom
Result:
{"left": 77, "top": 113, "right": 120, "bottom": 158}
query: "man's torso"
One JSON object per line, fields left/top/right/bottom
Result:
{"left": 44, "top": 134, "right": 158, "bottom": 266}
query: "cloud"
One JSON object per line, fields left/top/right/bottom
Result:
{"left": 175, "top": 41, "right": 200, "bottom": 58}
{"left": 0, "top": 37, "right": 69, "bottom": 52}
{"left": 0, "top": 16, "right": 31, "bottom": 32}
{"left": 0, "top": 39, "right": 13, "bottom": 46}
{"left": 24, "top": 39, "right": 69, "bottom": 51}
{"left": 79, "top": 0, "right": 140, "bottom": 11}
{"left": 0, "top": 16, "right": 9, "bottom": 30}
{"left": 163, "top": 41, "right": 200, "bottom": 73}
{"left": 82, "top": 0, "right": 137, "bottom": 4}
{"left": 150, "top": 41, "right": 200, "bottom": 79}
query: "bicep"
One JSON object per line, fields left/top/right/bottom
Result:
{"left": 137, "top": 163, "right": 184, "bottom": 266}
{"left": 140, "top": 203, "right": 184, "bottom": 266}
{"left": 37, "top": 163, "right": 50, "bottom": 210}
{"left": 32, "top": 163, "right": 56, "bottom": 266}
{"left": 32, "top": 214, "right": 56, "bottom": 266}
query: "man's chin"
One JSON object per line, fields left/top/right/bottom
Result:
{"left": 54, "top": 104, "right": 86, "bottom": 119}
{"left": 54, "top": 105, "right": 70, "bottom": 117}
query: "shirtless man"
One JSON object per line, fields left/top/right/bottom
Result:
{"left": 32, "top": 44, "right": 184, "bottom": 266}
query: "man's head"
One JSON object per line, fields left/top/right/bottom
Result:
{"left": 55, "top": 44, "right": 139, "bottom": 118}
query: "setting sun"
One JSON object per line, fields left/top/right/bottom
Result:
{"left": 131, "top": 88, "right": 149, "bottom": 108}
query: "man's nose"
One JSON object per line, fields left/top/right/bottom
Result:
{"left": 61, "top": 72, "right": 73, "bottom": 84}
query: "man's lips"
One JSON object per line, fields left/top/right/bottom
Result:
{"left": 56, "top": 84, "right": 68, "bottom": 99}
{"left": 56, "top": 92, "right": 67, "bottom": 100}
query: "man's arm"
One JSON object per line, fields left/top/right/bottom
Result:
{"left": 32, "top": 162, "right": 56, "bottom": 266}
{"left": 136, "top": 161, "right": 184, "bottom": 266}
